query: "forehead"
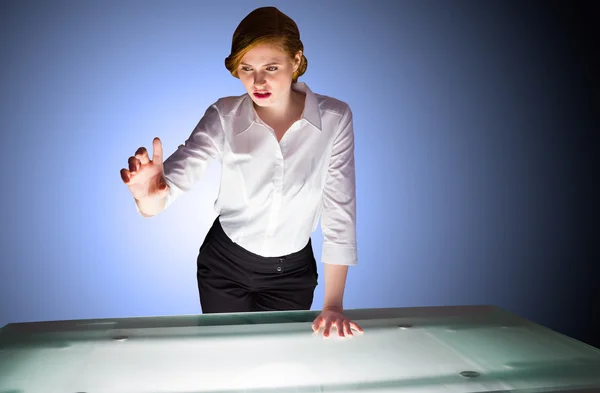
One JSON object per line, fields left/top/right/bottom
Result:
{"left": 240, "top": 43, "right": 289, "bottom": 65}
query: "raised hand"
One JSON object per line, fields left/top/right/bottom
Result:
{"left": 120, "top": 137, "right": 170, "bottom": 202}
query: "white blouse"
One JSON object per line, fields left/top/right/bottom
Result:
{"left": 162, "top": 82, "right": 357, "bottom": 266}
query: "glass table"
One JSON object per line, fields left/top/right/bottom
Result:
{"left": 1, "top": 305, "right": 599, "bottom": 392}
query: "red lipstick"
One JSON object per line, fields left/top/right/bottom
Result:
{"left": 253, "top": 91, "right": 271, "bottom": 99}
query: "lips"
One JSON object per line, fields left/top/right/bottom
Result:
{"left": 253, "top": 91, "right": 271, "bottom": 99}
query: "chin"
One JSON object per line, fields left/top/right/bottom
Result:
{"left": 251, "top": 97, "right": 274, "bottom": 107}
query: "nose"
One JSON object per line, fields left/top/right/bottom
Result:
{"left": 253, "top": 72, "right": 266, "bottom": 87}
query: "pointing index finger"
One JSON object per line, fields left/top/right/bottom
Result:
{"left": 152, "top": 137, "right": 163, "bottom": 165}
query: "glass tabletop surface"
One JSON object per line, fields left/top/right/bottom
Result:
{"left": 1, "top": 305, "right": 599, "bottom": 393}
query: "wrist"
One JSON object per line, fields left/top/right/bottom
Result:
{"left": 134, "top": 194, "right": 167, "bottom": 216}
{"left": 322, "top": 304, "right": 343, "bottom": 313}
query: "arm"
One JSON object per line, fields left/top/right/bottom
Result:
{"left": 320, "top": 105, "right": 358, "bottom": 309}
{"left": 136, "top": 102, "right": 225, "bottom": 217}
{"left": 322, "top": 263, "right": 348, "bottom": 312}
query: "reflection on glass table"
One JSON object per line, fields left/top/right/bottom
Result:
{"left": 1, "top": 305, "right": 599, "bottom": 392}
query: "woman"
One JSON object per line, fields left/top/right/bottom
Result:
{"left": 120, "top": 6, "right": 362, "bottom": 338}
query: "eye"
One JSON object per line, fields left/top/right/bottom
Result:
{"left": 241, "top": 66, "right": 252, "bottom": 72}
{"left": 266, "top": 66, "right": 278, "bottom": 71}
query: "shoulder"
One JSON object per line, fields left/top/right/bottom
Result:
{"left": 210, "top": 94, "right": 249, "bottom": 117}
{"left": 311, "top": 92, "right": 353, "bottom": 134}
{"left": 314, "top": 92, "right": 352, "bottom": 120}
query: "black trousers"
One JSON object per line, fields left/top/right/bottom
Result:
{"left": 196, "top": 217, "right": 319, "bottom": 313}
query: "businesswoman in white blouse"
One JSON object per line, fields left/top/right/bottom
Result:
{"left": 120, "top": 6, "right": 362, "bottom": 338}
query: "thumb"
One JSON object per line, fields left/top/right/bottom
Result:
{"left": 312, "top": 316, "right": 323, "bottom": 332}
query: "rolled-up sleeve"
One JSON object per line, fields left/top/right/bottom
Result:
{"left": 162, "top": 102, "right": 224, "bottom": 210}
{"left": 320, "top": 105, "right": 358, "bottom": 266}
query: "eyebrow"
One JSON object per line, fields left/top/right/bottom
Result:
{"left": 240, "top": 62, "right": 281, "bottom": 67}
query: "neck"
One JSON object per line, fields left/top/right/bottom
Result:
{"left": 255, "top": 87, "right": 300, "bottom": 121}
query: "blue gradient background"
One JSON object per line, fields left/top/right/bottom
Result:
{"left": 1, "top": 1, "right": 596, "bottom": 346}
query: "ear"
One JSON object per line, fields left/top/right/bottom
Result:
{"left": 293, "top": 50, "right": 303, "bottom": 72}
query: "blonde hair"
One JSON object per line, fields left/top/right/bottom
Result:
{"left": 224, "top": 7, "right": 308, "bottom": 83}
